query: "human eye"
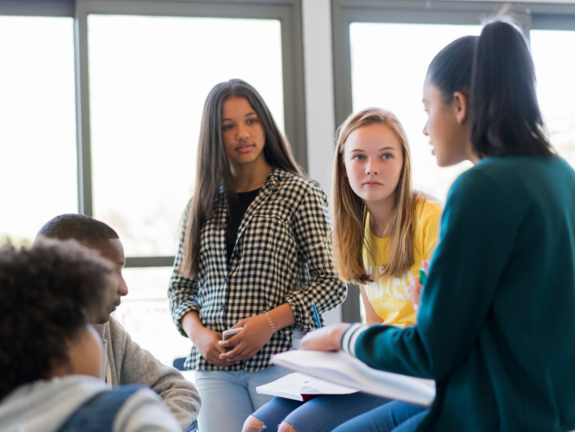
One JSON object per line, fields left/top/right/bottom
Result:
{"left": 222, "top": 124, "right": 233, "bottom": 131}
{"left": 382, "top": 153, "right": 393, "bottom": 160}
{"left": 247, "top": 117, "right": 258, "bottom": 125}
{"left": 353, "top": 154, "right": 365, "bottom": 161}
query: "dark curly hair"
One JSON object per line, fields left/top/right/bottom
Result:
{"left": 0, "top": 239, "right": 113, "bottom": 401}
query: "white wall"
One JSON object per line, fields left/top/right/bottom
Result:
{"left": 302, "top": 0, "right": 336, "bottom": 195}
{"left": 302, "top": 0, "right": 342, "bottom": 324}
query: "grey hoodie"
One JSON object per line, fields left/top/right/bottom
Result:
{"left": 94, "top": 317, "right": 200, "bottom": 429}
{"left": 0, "top": 375, "right": 181, "bottom": 432}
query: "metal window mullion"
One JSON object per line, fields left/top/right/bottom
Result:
{"left": 0, "top": 0, "right": 74, "bottom": 17}
{"left": 74, "top": 1, "right": 93, "bottom": 216}
{"left": 279, "top": 1, "right": 307, "bottom": 172}
{"left": 125, "top": 256, "right": 176, "bottom": 268}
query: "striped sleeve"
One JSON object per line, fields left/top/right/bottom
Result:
{"left": 340, "top": 323, "right": 369, "bottom": 357}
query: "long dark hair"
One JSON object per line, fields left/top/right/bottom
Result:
{"left": 182, "top": 79, "right": 304, "bottom": 277}
{"left": 427, "top": 20, "right": 554, "bottom": 158}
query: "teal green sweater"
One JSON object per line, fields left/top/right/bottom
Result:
{"left": 353, "top": 156, "right": 575, "bottom": 431}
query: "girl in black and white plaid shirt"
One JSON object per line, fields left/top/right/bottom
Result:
{"left": 168, "top": 79, "right": 346, "bottom": 432}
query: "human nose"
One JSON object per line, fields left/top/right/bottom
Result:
{"left": 236, "top": 124, "right": 249, "bottom": 141}
{"left": 365, "top": 158, "right": 379, "bottom": 175}
{"left": 118, "top": 275, "right": 128, "bottom": 297}
{"left": 423, "top": 119, "right": 429, "bottom": 137}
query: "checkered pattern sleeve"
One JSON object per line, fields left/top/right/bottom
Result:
{"left": 286, "top": 183, "right": 348, "bottom": 331}
{"left": 168, "top": 203, "right": 201, "bottom": 337}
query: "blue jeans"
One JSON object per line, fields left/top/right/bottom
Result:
{"left": 332, "top": 401, "right": 428, "bottom": 432}
{"left": 252, "top": 393, "right": 391, "bottom": 432}
{"left": 184, "top": 421, "right": 197, "bottom": 432}
{"left": 195, "top": 366, "right": 292, "bottom": 432}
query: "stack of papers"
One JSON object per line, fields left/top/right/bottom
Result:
{"left": 256, "top": 372, "right": 358, "bottom": 402}
{"left": 270, "top": 350, "right": 435, "bottom": 407}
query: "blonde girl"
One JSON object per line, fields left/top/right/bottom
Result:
{"left": 243, "top": 108, "right": 441, "bottom": 432}
{"left": 332, "top": 107, "right": 441, "bottom": 328}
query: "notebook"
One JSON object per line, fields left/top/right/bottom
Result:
{"left": 270, "top": 350, "right": 435, "bottom": 407}
{"left": 256, "top": 372, "right": 358, "bottom": 402}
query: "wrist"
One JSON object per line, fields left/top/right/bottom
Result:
{"left": 264, "top": 312, "right": 277, "bottom": 333}
{"left": 340, "top": 323, "right": 368, "bottom": 357}
{"left": 266, "top": 303, "right": 295, "bottom": 330}
{"left": 331, "top": 323, "right": 351, "bottom": 348}
{"left": 181, "top": 311, "right": 203, "bottom": 341}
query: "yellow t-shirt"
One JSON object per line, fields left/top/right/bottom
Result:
{"left": 363, "top": 198, "right": 442, "bottom": 328}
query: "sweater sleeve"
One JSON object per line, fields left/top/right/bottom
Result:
{"left": 109, "top": 318, "right": 201, "bottom": 429}
{"left": 350, "top": 170, "right": 516, "bottom": 380}
{"left": 285, "top": 184, "right": 347, "bottom": 331}
{"left": 168, "top": 203, "right": 201, "bottom": 337}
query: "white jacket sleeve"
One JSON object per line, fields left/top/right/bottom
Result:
{"left": 114, "top": 388, "right": 182, "bottom": 432}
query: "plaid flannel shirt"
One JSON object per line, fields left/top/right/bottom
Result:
{"left": 169, "top": 168, "right": 347, "bottom": 371}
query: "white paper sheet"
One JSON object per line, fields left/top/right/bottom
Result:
{"left": 256, "top": 372, "right": 358, "bottom": 401}
{"left": 271, "top": 350, "right": 435, "bottom": 407}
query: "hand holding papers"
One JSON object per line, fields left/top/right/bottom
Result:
{"left": 271, "top": 350, "right": 435, "bottom": 407}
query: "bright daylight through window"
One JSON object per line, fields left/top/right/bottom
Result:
{"left": 0, "top": 16, "right": 76, "bottom": 244}
{"left": 350, "top": 23, "right": 481, "bottom": 203}
{"left": 88, "top": 15, "right": 284, "bottom": 365}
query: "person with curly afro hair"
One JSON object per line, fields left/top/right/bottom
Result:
{"left": 0, "top": 240, "right": 181, "bottom": 432}
{"left": 36, "top": 214, "right": 201, "bottom": 431}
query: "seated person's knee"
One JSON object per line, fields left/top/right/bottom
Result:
{"left": 278, "top": 421, "right": 299, "bottom": 432}
{"left": 243, "top": 415, "right": 266, "bottom": 432}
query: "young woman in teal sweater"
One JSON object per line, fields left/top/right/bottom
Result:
{"left": 300, "top": 19, "right": 575, "bottom": 432}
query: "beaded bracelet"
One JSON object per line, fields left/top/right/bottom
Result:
{"left": 264, "top": 311, "right": 277, "bottom": 333}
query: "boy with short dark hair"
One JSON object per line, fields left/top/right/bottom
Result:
{"left": 0, "top": 240, "right": 181, "bottom": 431}
{"left": 37, "top": 214, "right": 201, "bottom": 431}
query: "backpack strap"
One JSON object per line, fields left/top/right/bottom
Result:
{"left": 58, "top": 385, "right": 144, "bottom": 432}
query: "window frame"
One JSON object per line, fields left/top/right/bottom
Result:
{"left": 331, "top": 0, "right": 575, "bottom": 322}
{"left": 76, "top": 0, "right": 306, "bottom": 269}
{"left": 0, "top": 0, "right": 307, "bottom": 271}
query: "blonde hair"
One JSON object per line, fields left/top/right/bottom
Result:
{"left": 332, "top": 107, "right": 422, "bottom": 284}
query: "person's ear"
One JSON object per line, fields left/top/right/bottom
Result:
{"left": 452, "top": 91, "right": 469, "bottom": 124}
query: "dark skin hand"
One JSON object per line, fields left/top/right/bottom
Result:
{"left": 181, "top": 311, "right": 238, "bottom": 367}
{"left": 183, "top": 304, "right": 295, "bottom": 365}
{"left": 218, "top": 303, "right": 296, "bottom": 362}
{"left": 218, "top": 314, "right": 275, "bottom": 362}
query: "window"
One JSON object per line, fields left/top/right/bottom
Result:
{"left": 2, "top": 0, "right": 305, "bottom": 366}
{"left": 113, "top": 267, "right": 192, "bottom": 366}
{"left": 88, "top": 15, "right": 284, "bottom": 257}
{"left": 81, "top": 0, "right": 305, "bottom": 364}
{"left": 350, "top": 22, "right": 480, "bottom": 202}
{"left": 531, "top": 29, "right": 575, "bottom": 165}
{"left": 332, "top": 0, "right": 575, "bottom": 322}
{"left": 0, "top": 16, "right": 76, "bottom": 244}
{"left": 86, "top": 12, "right": 286, "bottom": 364}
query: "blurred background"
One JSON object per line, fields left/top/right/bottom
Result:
{"left": 1, "top": 0, "right": 574, "bottom": 367}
